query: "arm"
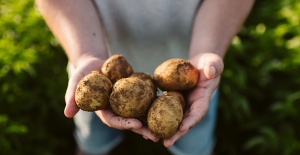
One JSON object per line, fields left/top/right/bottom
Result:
{"left": 36, "top": 0, "right": 108, "bottom": 67}
{"left": 36, "top": 0, "right": 108, "bottom": 118}
{"left": 36, "top": 0, "right": 108, "bottom": 117}
{"left": 164, "top": 0, "right": 255, "bottom": 147}
{"left": 36, "top": 0, "right": 159, "bottom": 142}
{"left": 189, "top": 0, "right": 254, "bottom": 58}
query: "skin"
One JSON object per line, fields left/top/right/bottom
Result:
{"left": 36, "top": 0, "right": 254, "bottom": 148}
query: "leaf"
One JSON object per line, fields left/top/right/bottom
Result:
{"left": 244, "top": 136, "right": 265, "bottom": 150}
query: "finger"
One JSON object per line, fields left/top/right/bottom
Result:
{"left": 98, "top": 109, "right": 159, "bottom": 142}
{"left": 163, "top": 99, "right": 209, "bottom": 147}
{"left": 180, "top": 98, "right": 209, "bottom": 132}
{"left": 190, "top": 53, "right": 224, "bottom": 80}
{"left": 201, "top": 53, "right": 224, "bottom": 79}
{"left": 132, "top": 127, "right": 160, "bottom": 142}
{"left": 64, "top": 59, "right": 104, "bottom": 118}
{"left": 163, "top": 130, "right": 189, "bottom": 147}
{"left": 64, "top": 72, "right": 84, "bottom": 118}
{"left": 204, "top": 65, "right": 216, "bottom": 79}
{"left": 95, "top": 110, "right": 142, "bottom": 130}
{"left": 64, "top": 101, "right": 79, "bottom": 118}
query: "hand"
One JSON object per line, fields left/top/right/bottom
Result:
{"left": 163, "top": 53, "right": 224, "bottom": 147}
{"left": 64, "top": 56, "right": 159, "bottom": 142}
{"left": 95, "top": 110, "right": 159, "bottom": 142}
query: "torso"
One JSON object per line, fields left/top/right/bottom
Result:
{"left": 94, "top": 0, "right": 201, "bottom": 74}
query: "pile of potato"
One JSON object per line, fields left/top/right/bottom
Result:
{"left": 75, "top": 54, "right": 199, "bottom": 138}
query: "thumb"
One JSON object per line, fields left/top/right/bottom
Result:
{"left": 64, "top": 72, "right": 82, "bottom": 118}
{"left": 192, "top": 53, "right": 224, "bottom": 80}
{"left": 204, "top": 65, "right": 217, "bottom": 79}
{"left": 63, "top": 58, "right": 105, "bottom": 118}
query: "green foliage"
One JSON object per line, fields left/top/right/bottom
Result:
{"left": 216, "top": 0, "right": 300, "bottom": 154}
{"left": 1, "top": 0, "right": 300, "bottom": 155}
{"left": 0, "top": 0, "right": 74, "bottom": 155}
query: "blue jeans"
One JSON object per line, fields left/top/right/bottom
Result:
{"left": 74, "top": 89, "right": 219, "bottom": 155}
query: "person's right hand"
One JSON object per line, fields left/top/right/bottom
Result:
{"left": 64, "top": 56, "right": 159, "bottom": 142}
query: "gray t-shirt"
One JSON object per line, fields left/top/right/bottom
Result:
{"left": 94, "top": 0, "right": 201, "bottom": 74}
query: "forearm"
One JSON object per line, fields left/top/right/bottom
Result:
{"left": 36, "top": 0, "right": 108, "bottom": 67}
{"left": 189, "top": 0, "right": 255, "bottom": 58}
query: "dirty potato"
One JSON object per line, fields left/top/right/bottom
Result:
{"left": 75, "top": 71, "right": 112, "bottom": 111}
{"left": 110, "top": 77, "right": 156, "bottom": 118}
{"left": 130, "top": 72, "right": 157, "bottom": 96}
{"left": 153, "top": 58, "right": 199, "bottom": 91}
{"left": 101, "top": 54, "right": 134, "bottom": 84}
{"left": 163, "top": 91, "right": 186, "bottom": 111}
{"left": 147, "top": 91, "right": 184, "bottom": 138}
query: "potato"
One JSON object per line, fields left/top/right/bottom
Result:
{"left": 147, "top": 91, "right": 185, "bottom": 138}
{"left": 130, "top": 72, "right": 157, "bottom": 96}
{"left": 75, "top": 71, "right": 112, "bottom": 111}
{"left": 163, "top": 91, "right": 186, "bottom": 111}
{"left": 110, "top": 77, "right": 156, "bottom": 118}
{"left": 153, "top": 58, "right": 199, "bottom": 91}
{"left": 101, "top": 54, "right": 134, "bottom": 84}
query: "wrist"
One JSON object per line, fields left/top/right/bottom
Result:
{"left": 73, "top": 53, "right": 107, "bottom": 69}
{"left": 189, "top": 37, "right": 229, "bottom": 58}
{"left": 188, "top": 51, "right": 224, "bottom": 62}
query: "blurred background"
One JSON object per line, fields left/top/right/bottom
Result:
{"left": 0, "top": 0, "right": 299, "bottom": 155}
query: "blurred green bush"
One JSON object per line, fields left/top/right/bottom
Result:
{"left": 0, "top": 0, "right": 74, "bottom": 155}
{"left": 216, "top": 0, "right": 300, "bottom": 155}
{"left": 0, "top": 0, "right": 299, "bottom": 155}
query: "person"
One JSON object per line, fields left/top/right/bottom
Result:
{"left": 36, "top": 0, "right": 254, "bottom": 154}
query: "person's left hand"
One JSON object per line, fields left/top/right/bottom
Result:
{"left": 64, "top": 56, "right": 159, "bottom": 142}
{"left": 163, "top": 52, "right": 224, "bottom": 147}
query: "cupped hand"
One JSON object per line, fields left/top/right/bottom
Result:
{"left": 64, "top": 56, "right": 159, "bottom": 142}
{"left": 95, "top": 109, "right": 159, "bottom": 142}
{"left": 163, "top": 52, "right": 224, "bottom": 147}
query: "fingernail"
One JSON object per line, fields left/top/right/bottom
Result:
{"left": 143, "top": 136, "right": 149, "bottom": 140}
{"left": 210, "top": 66, "right": 216, "bottom": 78}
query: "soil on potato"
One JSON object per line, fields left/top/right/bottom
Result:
{"left": 110, "top": 77, "right": 155, "bottom": 118}
{"left": 101, "top": 55, "right": 133, "bottom": 83}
